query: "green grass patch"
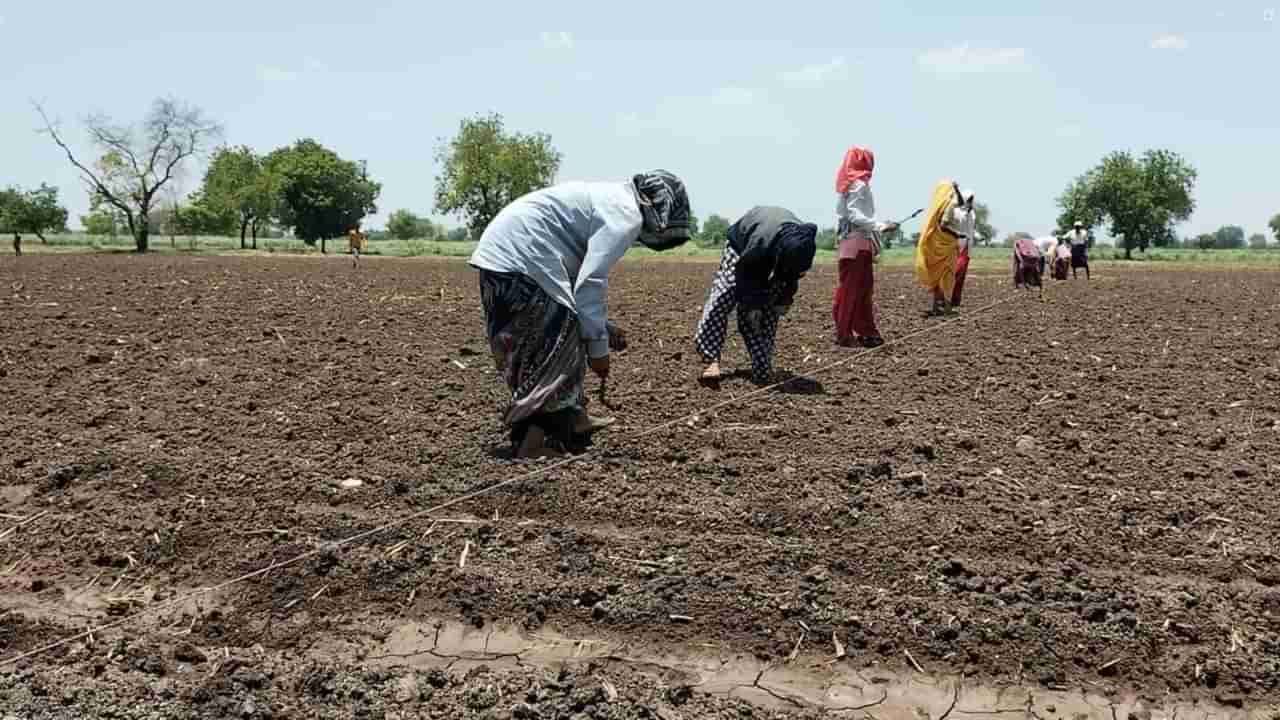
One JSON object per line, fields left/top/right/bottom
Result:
{"left": 17, "top": 234, "right": 1280, "bottom": 267}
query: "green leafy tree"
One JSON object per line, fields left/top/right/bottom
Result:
{"left": 1248, "top": 233, "right": 1267, "bottom": 249}
{"left": 0, "top": 184, "right": 69, "bottom": 242}
{"left": 172, "top": 200, "right": 235, "bottom": 237}
{"left": 1212, "top": 225, "right": 1245, "bottom": 250}
{"left": 699, "top": 214, "right": 731, "bottom": 247}
{"left": 0, "top": 189, "right": 19, "bottom": 237}
{"left": 1268, "top": 213, "right": 1280, "bottom": 243}
{"left": 264, "top": 139, "right": 381, "bottom": 253}
{"left": 81, "top": 211, "right": 116, "bottom": 236}
{"left": 199, "top": 145, "right": 274, "bottom": 249}
{"left": 1056, "top": 149, "right": 1197, "bottom": 259}
{"left": 1194, "top": 233, "right": 1216, "bottom": 250}
{"left": 973, "top": 202, "right": 996, "bottom": 245}
{"left": 433, "top": 113, "right": 562, "bottom": 238}
{"left": 36, "top": 98, "right": 221, "bottom": 252}
{"left": 446, "top": 227, "right": 469, "bottom": 243}
{"left": 387, "top": 209, "right": 439, "bottom": 240}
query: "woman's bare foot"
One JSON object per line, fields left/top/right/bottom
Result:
{"left": 573, "top": 412, "right": 615, "bottom": 435}
{"left": 515, "top": 427, "right": 564, "bottom": 460}
{"left": 699, "top": 361, "right": 722, "bottom": 384}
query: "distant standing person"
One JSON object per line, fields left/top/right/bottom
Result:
{"left": 696, "top": 206, "right": 817, "bottom": 385}
{"left": 11, "top": 233, "right": 20, "bottom": 257}
{"left": 949, "top": 189, "right": 977, "bottom": 308}
{"left": 348, "top": 226, "right": 367, "bottom": 267}
{"left": 831, "top": 146, "right": 898, "bottom": 348}
{"left": 470, "top": 171, "right": 692, "bottom": 459}
{"left": 1066, "top": 221, "right": 1090, "bottom": 279}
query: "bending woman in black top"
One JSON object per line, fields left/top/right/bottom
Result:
{"left": 694, "top": 206, "right": 817, "bottom": 385}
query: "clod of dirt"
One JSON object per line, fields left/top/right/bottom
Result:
{"left": 232, "top": 668, "right": 269, "bottom": 690}
{"left": 941, "top": 560, "right": 967, "bottom": 578}
{"left": 1215, "top": 694, "right": 1245, "bottom": 709}
{"left": 394, "top": 675, "right": 420, "bottom": 703}
{"left": 84, "top": 351, "right": 106, "bottom": 365}
{"left": 1015, "top": 436, "right": 1038, "bottom": 456}
{"left": 899, "top": 471, "right": 927, "bottom": 489}
{"left": 1083, "top": 605, "right": 1109, "bottom": 623}
{"left": 1201, "top": 433, "right": 1228, "bottom": 451}
{"left": 174, "top": 643, "right": 207, "bottom": 664}
{"left": 804, "top": 565, "right": 830, "bottom": 585}
{"left": 1231, "top": 465, "right": 1253, "bottom": 478}
{"left": 40, "top": 464, "right": 81, "bottom": 492}
{"left": 868, "top": 462, "right": 893, "bottom": 480}
{"left": 913, "top": 445, "right": 937, "bottom": 461}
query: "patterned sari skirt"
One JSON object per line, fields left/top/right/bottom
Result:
{"left": 478, "top": 269, "right": 586, "bottom": 448}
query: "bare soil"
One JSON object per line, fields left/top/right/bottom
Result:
{"left": 1, "top": 254, "right": 1278, "bottom": 718}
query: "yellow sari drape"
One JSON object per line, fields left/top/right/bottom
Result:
{"left": 914, "top": 180, "right": 960, "bottom": 297}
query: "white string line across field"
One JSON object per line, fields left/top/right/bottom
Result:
{"left": 0, "top": 290, "right": 1024, "bottom": 668}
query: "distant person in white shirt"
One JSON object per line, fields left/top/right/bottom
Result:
{"left": 1035, "top": 235, "right": 1056, "bottom": 276}
{"left": 949, "top": 189, "right": 977, "bottom": 307}
{"left": 1065, "top": 221, "right": 1091, "bottom": 280}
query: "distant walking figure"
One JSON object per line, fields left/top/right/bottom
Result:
{"left": 12, "top": 233, "right": 20, "bottom": 257}
{"left": 1066, "top": 221, "right": 1090, "bottom": 280}
{"left": 348, "top": 226, "right": 367, "bottom": 266}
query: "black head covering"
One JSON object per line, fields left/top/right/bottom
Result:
{"left": 775, "top": 222, "right": 818, "bottom": 280}
{"left": 631, "top": 170, "right": 691, "bottom": 251}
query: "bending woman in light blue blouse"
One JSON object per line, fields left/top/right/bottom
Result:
{"left": 469, "top": 171, "right": 692, "bottom": 459}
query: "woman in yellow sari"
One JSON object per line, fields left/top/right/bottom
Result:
{"left": 914, "top": 180, "right": 971, "bottom": 317}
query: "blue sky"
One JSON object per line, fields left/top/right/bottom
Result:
{"left": 3, "top": 0, "right": 1277, "bottom": 242}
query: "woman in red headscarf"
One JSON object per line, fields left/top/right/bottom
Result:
{"left": 832, "top": 147, "right": 899, "bottom": 348}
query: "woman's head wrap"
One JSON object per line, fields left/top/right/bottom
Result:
{"left": 835, "top": 146, "right": 876, "bottom": 193}
{"left": 775, "top": 222, "right": 818, "bottom": 280}
{"left": 631, "top": 170, "right": 691, "bottom": 251}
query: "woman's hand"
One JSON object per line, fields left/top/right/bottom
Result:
{"left": 606, "top": 322, "right": 628, "bottom": 352}
{"left": 589, "top": 355, "right": 610, "bottom": 379}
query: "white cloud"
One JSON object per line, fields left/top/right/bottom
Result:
{"left": 917, "top": 44, "right": 1028, "bottom": 73}
{"left": 257, "top": 65, "right": 299, "bottom": 83}
{"left": 1150, "top": 34, "right": 1189, "bottom": 50}
{"left": 615, "top": 87, "right": 791, "bottom": 141}
{"left": 779, "top": 57, "right": 850, "bottom": 90}
{"left": 708, "top": 86, "right": 758, "bottom": 106}
{"left": 540, "top": 31, "right": 574, "bottom": 50}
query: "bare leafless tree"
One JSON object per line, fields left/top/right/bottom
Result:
{"left": 35, "top": 98, "right": 222, "bottom": 253}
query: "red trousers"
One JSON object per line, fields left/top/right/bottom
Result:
{"left": 951, "top": 251, "right": 970, "bottom": 306}
{"left": 833, "top": 252, "right": 879, "bottom": 341}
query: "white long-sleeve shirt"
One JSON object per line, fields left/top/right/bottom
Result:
{"left": 835, "top": 181, "right": 890, "bottom": 235}
{"left": 835, "top": 181, "right": 890, "bottom": 257}
{"left": 469, "top": 182, "right": 643, "bottom": 359}
{"left": 951, "top": 207, "right": 977, "bottom": 253}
